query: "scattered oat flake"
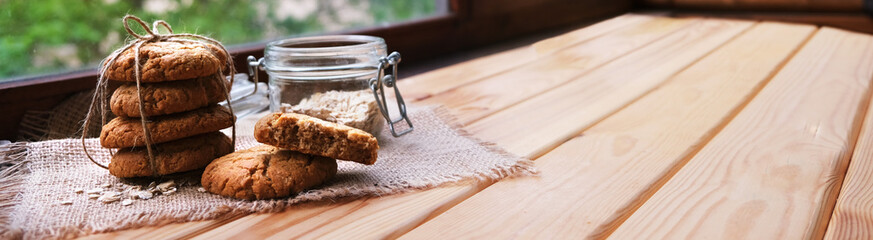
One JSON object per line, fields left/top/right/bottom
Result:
{"left": 121, "top": 199, "right": 133, "bottom": 206}
{"left": 157, "top": 180, "right": 176, "bottom": 192}
{"left": 88, "top": 194, "right": 101, "bottom": 199}
{"left": 197, "top": 187, "right": 206, "bottom": 193}
{"left": 98, "top": 192, "right": 121, "bottom": 203}
{"left": 59, "top": 200, "right": 73, "bottom": 205}
{"left": 85, "top": 188, "right": 103, "bottom": 194}
{"left": 74, "top": 189, "right": 84, "bottom": 194}
{"left": 162, "top": 187, "right": 177, "bottom": 195}
{"left": 100, "top": 183, "right": 111, "bottom": 188}
{"left": 134, "top": 190, "right": 153, "bottom": 200}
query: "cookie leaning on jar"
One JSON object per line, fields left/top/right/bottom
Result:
{"left": 99, "top": 41, "right": 235, "bottom": 178}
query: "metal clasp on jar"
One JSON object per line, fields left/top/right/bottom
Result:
{"left": 369, "top": 52, "right": 413, "bottom": 137}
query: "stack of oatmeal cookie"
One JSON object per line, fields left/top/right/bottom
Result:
{"left": 201, "top": 112, "right": 380, "bottom": 200}
{"left": 99, "top": 41, "right": 235, "bottom": 178}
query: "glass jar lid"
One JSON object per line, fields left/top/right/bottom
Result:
{"left": 262, "top": 35, "right": 387, "bottom": 81}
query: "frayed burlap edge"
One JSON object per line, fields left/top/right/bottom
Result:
{"left": 0, "top": 142, "right": 29, "bottom": 239}
{"left": 428, "top": 105, "right": 538, "bottom": 182}
{"left": 2, "top": 105, "right": 537, "bottom": 239}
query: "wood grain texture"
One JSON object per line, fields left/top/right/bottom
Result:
{"left": 468, "top": 18, "right": 753, "bottom": 158}
{"left": 609, "top": 27, "right": 873, "bottom": 240}
{"left": 419, "top": 16, "right": 697, "bottom": 124}
{"left": 824, "top": 50, "right": 873, "bottom": 239}
{"left": 397, "top": 14, "right": 651, "bottom": 101}
{"left": 399, "top": 22, "right": 815, "bottom": 240}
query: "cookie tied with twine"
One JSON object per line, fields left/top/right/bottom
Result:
{"left": 82, "top": 15, "right": 236, "bottom": 178}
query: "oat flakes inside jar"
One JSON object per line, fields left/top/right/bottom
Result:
{"left": 248, "top": 35, "right": 413, "bottom": 137}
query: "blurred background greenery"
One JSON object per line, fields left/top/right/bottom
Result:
{"left": 0, "top": 0, "right": 439, "bottom": 82}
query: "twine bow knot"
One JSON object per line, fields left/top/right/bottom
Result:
{"left": 124, "top": 16, "right": 176, "bottom": 42}
{"left": 82, "top": 15, "right": 236, "bottom": 177}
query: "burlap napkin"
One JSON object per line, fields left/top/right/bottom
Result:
{"left": 0, "top": 106, "right": 535, "bottom": 239}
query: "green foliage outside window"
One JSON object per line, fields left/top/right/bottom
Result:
{"left": 0, "top": 0, "right": 437, "bottom": 81}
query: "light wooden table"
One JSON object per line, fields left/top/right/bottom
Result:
{"left": 82, "top": 14, "right": 873, "bottom": 239}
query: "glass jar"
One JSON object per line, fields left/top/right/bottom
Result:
{"left": 248, "top": 35, "right": 413, "bottom": 137}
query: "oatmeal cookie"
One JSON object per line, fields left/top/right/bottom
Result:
{"left": 254, "top": 112, "right": 378, "bottom": 165}
{"left": 201, "top": 145, "right": 337, "bottom": 200}
{"left": 100, "top": 105, "right": 235, "bottom": 148}
{"left": 109, "top": 131, "right": 233, "bottom": 178}
{"left": 110, "top": 74, "right": 229, "bottom": 117}
{"left": 104, "top": 41, "right": 229, "bottom": 82}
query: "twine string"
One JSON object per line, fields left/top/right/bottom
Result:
{"left": 82, "top": 15, "right": 236, "bottom": 176}
{"left": 152, "top": 20, "right": 173, "bottom": 35}
{"left": 131, "top": 40, "right": 159, "bottom": 176}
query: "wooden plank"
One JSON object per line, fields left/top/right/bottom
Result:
{"left": 77, "top": 14, "right": 653, "bottom": 240}
{"left": 670, "top": 12, "right": 873, "bottom": 35}
{"left": 419, "top": 16, "right": 699, "bottom": 124}
{"left": 189, "top": 185, "right": 483, "bottom": 240}
{"left": 468, "top": 18, "right": 754, "bottom": 158}
{"left": 397, "top": 14, "right": 652, "bottom": 101}
{"left": 824, "top": 48, "right": 873, "bottom": 239}
{"left": 609, "top": 27, "right": 873, "bottom": 240}
{"left": 399, "top": 22, "right": 816, "bottom": 240}
{"left": 77, "top": 220, "right": 237, "bottom": 240}
{"left": 186, "top": 18, "right": 751, "bottom": 239}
